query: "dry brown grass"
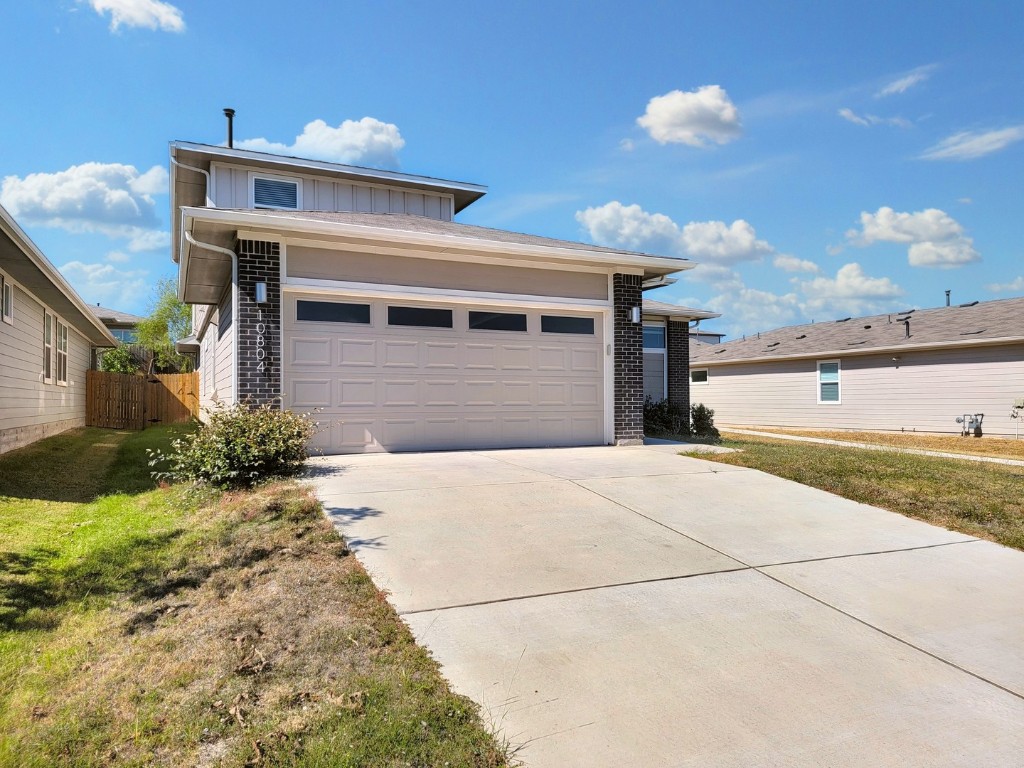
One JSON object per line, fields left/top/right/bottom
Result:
{"left": 724, "top": 427, "right": 1024, "bottom": 461}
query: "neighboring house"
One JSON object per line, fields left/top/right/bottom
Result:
{"left": 690, "top": 298, "right": 1024, "bottom": 436}
{"left": 169, "top": 140, "right": 710, "bottom": 453}
{"left": 91, "top": 305, "right": 142, "bottom": 342}
{"left": 642, "top": 299, "right": 721, "bottom": 403}
{"left": 691, "top": 329, "right": 725, "bottom": 345}
{"left": 0, "top": 204, "right": 117, "bottom": 454}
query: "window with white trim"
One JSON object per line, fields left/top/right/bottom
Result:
{"left": 56, "top": 320, "right": 68, "bottom": 385}
{"left": 817, "top": 359, "right": 840, "bottom": 403}
{"left": 1, "top": 274, "right": 12, "bottom": 324}
{"left": 43, "top": 312, "right": 53, "bottom": 382}
{"left": 690, "top": 368, "right": 709, "bottom": 385}
{"left": 251, "top": 173, "right": 301, "bottom": 210}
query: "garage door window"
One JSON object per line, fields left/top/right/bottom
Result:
{"left": 297, "top": 300, "right": 371, "bottom": 324}
{"left": 388, "top": 306, "right": 453, "bottom": 328}
{"left": 468, "top": 311, "right": 527, "bottom": 332}
{"left": 541, "top": 315, "right": 594, "bottom": 335}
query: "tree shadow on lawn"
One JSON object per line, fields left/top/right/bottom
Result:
{"left": 0, "top": 528, "right": 184, "bottom": 633}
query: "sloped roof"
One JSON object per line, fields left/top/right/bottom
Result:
{"left": 221, "top": 208, "right": 685, "bottom": 260}
{"left": 692, "top": 297, "right": 1024, "bottom": 365}
{"left": 643, "top": 298, "right": 720, "bottom": 321}
{"left": 90, "top": 305, "right": 144, "bottom": 324}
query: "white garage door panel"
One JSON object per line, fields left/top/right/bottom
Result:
{"left": 284, "top": 295, "right": 606, "bottom": 453}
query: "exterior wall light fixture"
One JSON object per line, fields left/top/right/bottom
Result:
{"left": 630, "top": 306, "right": 642, "bottom": 324}
{"left": 255, "top": 282, "right": 268, "bottom": 304}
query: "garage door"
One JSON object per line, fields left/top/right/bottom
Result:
{"left": 283, "top": 293, "right": 606, "bottom": 453}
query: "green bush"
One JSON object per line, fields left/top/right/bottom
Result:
{"left": 150, "top": 402, "right": 319, "bottom": 489}
{"left": 690, "top": 402, "right": 721, "bottom": 440}
{"left": 644, "top": 396, "right": 690, "bottom": 436}
{"left": 99, "top": 344, "right": 140, "bottom": 374}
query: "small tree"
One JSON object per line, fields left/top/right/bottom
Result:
{"left": 99, "top": 344, "right": 140, "bottom": 374}
{"left": 136, "top": 278, "right": 192, "bottom": 372}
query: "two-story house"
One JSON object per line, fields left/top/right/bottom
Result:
{"left": 169, "top": 140, "right": 712, "bottom": 453}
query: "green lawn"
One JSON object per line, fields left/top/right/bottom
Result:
{"left": 0, "top": 427, "right": 511, "bottom": 767}
{"left": 692, "top": 434, "right": 1024, "bottom": 551}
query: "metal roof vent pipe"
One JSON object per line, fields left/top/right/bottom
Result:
{"left": 945, "top": 289, "right": 951, "bottom": 307}
{"left": 224, "top": 108, "right": 236, "bottom": 148}
{"left": 904, "top": 318, "right": 911, "bottom": 338}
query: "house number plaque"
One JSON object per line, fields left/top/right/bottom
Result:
{"left": 256, "top": 309, "right": 267, "bottom": 373}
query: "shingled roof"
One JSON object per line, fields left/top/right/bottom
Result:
{"left": 692, "top": 296, "right": 1024, "bottom": 365}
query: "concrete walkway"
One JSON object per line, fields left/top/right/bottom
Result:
{"left": 308, "top": 445, "right": 1024, "bottom": 767}
{"left": 723, "top": 427, "right": 1024, "bottom": 467}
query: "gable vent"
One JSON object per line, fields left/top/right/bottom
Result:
{"left": 253, "top": 177, "right": 299, "bottom": 209}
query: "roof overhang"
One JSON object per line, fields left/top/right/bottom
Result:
{"left": 178, "top": 206, "right": 693, "bottom": 305}
{"left": 0, "top": 206, "right": 117, "bottom": 346}
{"left": 695, "top": 335, "right": 1024, "bottom": 366}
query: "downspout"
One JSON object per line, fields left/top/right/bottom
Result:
{"left": 184, "top": 231, "right": 238, "bottom": 406}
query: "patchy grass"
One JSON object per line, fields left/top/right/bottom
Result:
{"left": 723, "top": 427, "right": 1024, "bottom": 461}
{"left": 694, "top": 434, "right": 1024, "bottom": 552}
{"left": 0, "top": 427, "right": 511, "bottom": 767}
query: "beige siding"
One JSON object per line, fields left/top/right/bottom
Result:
{"left": 287, "top": 246, "right": 608, "bottom": 301}
{"left": 694, "top": 345, "right": 1024, "bottom": 436}
{"left": 0, "top": 284, "right": 90, "bottom": 452}
{"left": 198, "top": 319, "right": 217, "bottom": 414}
{"left": 211, "top": 164, "right": 455, "bottom": 221}
{"left": 214, "top": 290, "right": 235, "bottom": 405}
{"left": 644, "top": 351, "right": 665, "bottom": 401}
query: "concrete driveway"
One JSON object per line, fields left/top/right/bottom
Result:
{"left": 309, "top": 444, "right": 1024, "bottom": 767}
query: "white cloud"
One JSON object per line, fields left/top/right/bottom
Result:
{"left": 619, "top": 138, "right": 635, "bottom": 152}
{"left": 920, "top": 126, "right": 1024, "bottom": 161}
{"left": 576, "top": 201, "right": 775, "bottom": 266}
{"left": 84, "top": 0, "right": 185, "bottom": 32}
{"left": 106, "top": 251, "right": 131, "bottom": 263}
{"left": 838, "top": 108, "right": 911, "bottom": 128}
{"left": 575, "top": 201, "right": 684, "bottom": 256}
{"left": 688, "top": 263, "right": 744, "bottom": 292}
{"left": 958, "top": 197, "right": 973, "bottom": 205}
{"left": 986, "top": 276, "right": 1024, "bottom": 293}
{"left": 237, "top": 117, "right": 405, "bottom": 168}
{"left": 59, "top": 261, "right": 149, "bottom": 310}
{"left": 847, "top": 206, "right": 979, "bottom": 268}
{"left": 876, "top": 65, "right": 935, "bottom": 97}
{"left": 799, "top": 262, "right": 904, "bottom": 316}
{"left": 636, "top": 85, "right": 741, "bottom": 147}
{"left": 0, "top": 162, "right": 170, "bottom": 250}
{"left": 679, "top": 219, "right": 773, "bottom": 264}
{"left": 773, "top": 255, "right": 820, "bottom": 273}
{"left": 707, "top": 286, "right": 800, "bottom": 335}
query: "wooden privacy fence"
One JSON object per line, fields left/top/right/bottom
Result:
{"left": 87, "top": 371, "right": 199, "bottom": 430}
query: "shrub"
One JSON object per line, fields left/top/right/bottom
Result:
{"left": 99, "top": 344, "right": 140, "bottom": 374}
{"left": 644, "top": 396, "right": 690, "bottom": 436}
{"left": 690, "top": 403, "right": 720, "bottom": 440}
{"left": 150, "top": 402, "right": 319, "bottom": 489}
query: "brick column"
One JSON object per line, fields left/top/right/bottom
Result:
{"left": 236, "top": 239, "right": 281, "bottom": 406}
{"left": 666, "top": 318, "right": 690, "bottom": 415}
{"left": 613, "top": 273, "right": 643, "bottom": 445}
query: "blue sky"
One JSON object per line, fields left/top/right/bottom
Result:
{"left": 2, "top": 1, "right": 1023, "bottom": 338}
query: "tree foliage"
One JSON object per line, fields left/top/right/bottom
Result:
{"left": 99, "top": 344, "right": 140, "bottom": 374}
{"left": 136, "top": 278, "right": 192, "bottom": 372}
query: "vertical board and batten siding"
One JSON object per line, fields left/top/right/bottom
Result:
{"left": 214, "top": 290, "right": 234, "bottom": 404}
{"left": 211, "top": 165, "right": 453, "bottom": 221}
{"left": 0, "top": 285, "right": 91, "bottom": 453}
{"left": 695, "top": 344, "right": 1024, "bottom": 436}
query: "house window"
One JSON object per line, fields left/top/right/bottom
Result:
{"left": 1, "top": 274, "right": 12, "bottom": 324}
{"left": 468, "top": 311, "right": 527, "bottom": 332}
{"left": 691, "top": 369, "right": 709, "bottom": 385}
{"left": 111, "top": 328, "right": 137, "bottom": 343}
{"left": 540, "top": 315, "right": 594, "bottom": 335}
{"left": 297, "top": 300, "right": 370, "bottom": 324}
{"left": 252, "top": 174, "right": 301, "bottom": 210}
{"left": 56, "top": 320, "right": 68, "bottom": 385}
{"left": 643, "top": 325, "right": 666, "bottom": 349}
{"left": 43, "top": 312, "right": 53, "bottom": 382}
{"left": 817, "top": 360, "right": 840, "bottom": 403}
{"left": 388, "top": 306, "right": 453, "bottom": 328}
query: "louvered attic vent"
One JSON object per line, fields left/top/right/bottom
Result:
{"left": 253, "top": 177, "right": 299, "bottom": 209}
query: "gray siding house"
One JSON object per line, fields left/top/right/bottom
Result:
{"left": 170, "top": 140, "right": 711, "bottom": 453}
{"left": 0, "top": 204, "right": 116, "bottom": 453}
{"left": 690, "top": 298, "right": 1024, "bottom": 436}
